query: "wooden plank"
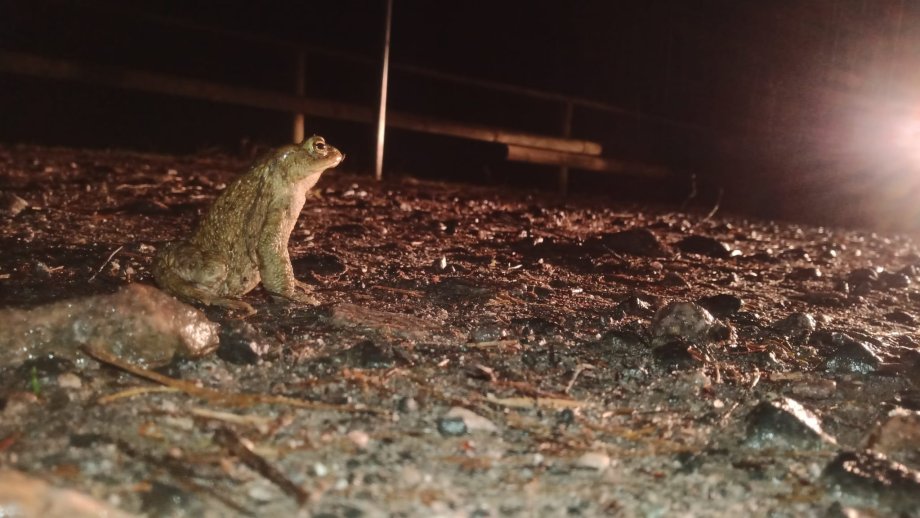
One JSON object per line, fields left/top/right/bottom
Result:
{"left": 506, "top": 145, "right": 670, "bottom": 178}
{"left": 0, "top": 50, "right": 602, "bottom": 156}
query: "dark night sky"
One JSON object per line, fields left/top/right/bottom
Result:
{"left": 2, "top": 0, "right": 920, "bottom": 231}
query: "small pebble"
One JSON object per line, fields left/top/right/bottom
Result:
{"left": 445, "top": 407, "right": 497, "bottom": 433}
{"left": 650, "top": 302, "right": 715, "bottom": 344}
{"left": 437, "top": 417, "right": 468, "bottom": 437}
{"left": 745, "top": 397, "right": 836, "bottom": 450}
{"left": 574, "top": 452, "right": 611, "bottom": 471}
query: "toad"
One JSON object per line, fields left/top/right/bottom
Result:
{"left": 153, "top": 135, "right": 343, "bottom": 315}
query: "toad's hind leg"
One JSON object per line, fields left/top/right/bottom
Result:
{"left": 153, "top": 242, "right": 256, "bottom": 316}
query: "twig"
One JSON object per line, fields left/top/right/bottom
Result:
{"left": 83, "top": 345, "right": 386, "bottom": 414}
{"left": 564, "top": 363, "right": 594, "bottom": 394}
{"left": 213, "top": 427, "right": 310, "bottom": 506}
{"left": 89, "top": 245, "right": 124, "bottom": 281}
{"left": 98, "top": 386, "right": 180, "bottom": 404}
{"left": 701, "top": 187, "right": 724, "bottom": 222}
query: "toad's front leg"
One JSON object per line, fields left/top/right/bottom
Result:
{"left": 256, "top": 214, "right": 320, "bottom": 306}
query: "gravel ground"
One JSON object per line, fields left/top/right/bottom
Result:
{"left": 1, "top": 144, "right": 920, "bottom": 517}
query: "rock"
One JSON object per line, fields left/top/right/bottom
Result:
{"left": 848, "top": 267, "right": 881, "bottom": 285}
{"left": 595, "top": 228, "right": 670, "bottom": 257}
{"left": 437, "top": 416, "right": 467, "bottom": 437}
{"left": 596, "top": 329, "right": 646, "bottom": 353}
{"left": 292, "top": 252, "right": 347, "bottom": 276}
{"left": 697, "top": 294, "right": 743, "bottom": 318}
{"left": 650, "top": 302, "right": 715, "bottom": 344}
{"left": 574, "top": 452, "right": 611, "bottom": 471}
{"left": 652, "top": 341, "right": 703, "bottom": 372}
{"left": 676, "top": 235, "right": 732, "bottom": 258}
{"left": 339, "top": 340, "right": 400, "bottom": 369}
{"left": 796, "top": 291, "right": 848, "bottom": 307}
{"left": 885, "top": 310, "right": 917, "bottom": 326}
{"left": 216, "top": 320, "right": 271, "bottom": 365}
{"left": 329, "top": 303, "right": 448, "bottom": 342}
{"left": 611, "top": 294, "right": 655, "bottom": 319}
{"left": 823, "top": 450, "right": 920, "bottom": 514}
{"left": 469, "top": 323, "right": 506, "bottom": 343}
{"left": 821, "top": 334, "right": 882, "bottom": 375}
{"left": 786, "top": 267, "right": 822, "bottom": 281}
{"left": 772, "top": 312, "right": 817, "bottom": 340}
{"left": 864, "top": 408, "right": 920, "bottom": 467}
{"left": 661, "top": 272, "right": 691, "bottom": 288}
{"left": 0, "top": 192, "right": 29, "bottom": 217}
{"left": 140, "top": 481, "right": 196, "bottom": 518}
{"left": 744, "top": 397, "right": 836, "bottom": 450}
{"left": 0, "top": 284, "right": 219, "bottom": 369}
{"left": 788, "top": 379, "right": 836, "bottom": 400}
{"left": 0, "top": 469, "right": 138, "bottom": 518}
{"left": 879, "top": 271, "right": 911, "bottom": 289}
{"left": 445, "top": 407, "right": 497, "bottom": 433}
{"left": 397, "top": 396, "right": 419, "bottom": 413}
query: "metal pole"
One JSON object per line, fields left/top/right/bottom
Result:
{"left": 292, "top": 48, "right": 305, "bottom": 143}
{"left": 375, "top": 0, "right": 393, "bottom": 181}
{"left": 558, "top": 101, "right": 573, "bottom": 195}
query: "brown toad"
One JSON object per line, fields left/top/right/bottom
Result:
{"left": 153, "top": 135, "right": 343, "bottom": 315}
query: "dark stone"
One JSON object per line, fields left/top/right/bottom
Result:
{"left": 772, "top": 312, "right": 817, "bottom": 340}
{"left": 676, "top": 235, "right": 732, "bottom": 258}
{"left": 823, "top": 450, "right": 920, "bottom": 514}
{"left": 437, "top": 416, "right": 467, "bottom": 436}
{"left": 744, "top": 397, "right": 835, "bottom": 450}
{"left": 786, "top": 267, "right": 822, "bottom": 281}
{"left": 557, "top": 408, "right": 576, "bottom": 426}
{"left": 511, "top": 317, "right": 559, "bottom": 337}
{"left": 596, "top": 329, "right": 646, "bottom": 353}
{"left": 821, "top": 334, "right": 882, "bottom": 374}
{"left": 611, "top": 294, "right": 655, "bottom": 319}
{"left": 217, "top": 320, "right": 270, "bottom": 365}
{"left": 340, "top": 340, "right": 399, "bottom": 369}
{"left": 880, "top": 271, "right": 911, "bottom": 289}
{"left": 848, "top": 267, "right": 881, "bottom": 285}
{"left": 652, "top": 341, "right": 703, "bottom": 372}
{"left": 697, "top": 294, "right": 743, "bottom": 318}
{"left": 141, "top": 481, "right": 196, "bottom": 518}
{"left": 885, "top": 310, "right": 917, "bottom": 326}
{"left": 293, "top": 252, "right": 347, "bottom": 276}
{"left": 595, "top": 228, "right": 670, "bottom": 257}
{"left": 324, "top": 223, "right": 368, "bottom": 237}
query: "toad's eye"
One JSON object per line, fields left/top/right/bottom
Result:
{"left": 314, "top": 140, "right": 326, "bottom": 151}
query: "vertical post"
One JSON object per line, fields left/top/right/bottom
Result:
{"left": 375, "top": 0, "right": 394, "bottom": 181}
{"left": 292, "top": 48, "right": 306, "bottom": 143}
{"left": 558, "top": 101, "right": 574, "bottom": 195}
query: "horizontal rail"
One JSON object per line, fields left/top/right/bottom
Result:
{"left": 0, "top": 50, "right": 602, "bottom": 156}
{"left": 506, "top": 145, "right": 670, "bottom": 178}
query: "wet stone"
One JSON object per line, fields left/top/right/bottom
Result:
{"left": 595, "top": 228, "right": 670, "bottom": 257}
{"left": 650, "top": 301, "right": 715, "bottom": 344}
{"left": 676, "top": 235, "right": 732, "bottom": 258}
{"left": 437, "top": 416, "right": 467, "bottom": 437}
{"left": 744, "top": 397, "right": 836, "bottom": 450}
{"left": 661, "top": 271, "right": 691, "bottom": 288}
{"left": 822, "top": 335, "right": 882, "bottom": 374}
{"left": 885, "top": 310, "right": 917, "bottom": 326}
{"left": 216, "top": 320, "right": 270, "bottom": 365}
{"left": 697, "top": 293, "right": 743, "bottom": 318}
{"left": 652, "top": 341, "right": 703, "bottom": 372}
{"left": 823, "top": 450, "right": 920, "bottom": 514}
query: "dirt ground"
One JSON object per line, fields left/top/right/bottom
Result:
{"left": 1, "top": 143, "right": 920, "bottom": 517}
